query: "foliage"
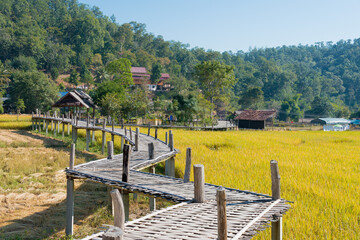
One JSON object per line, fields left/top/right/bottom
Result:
{"left": 69, "top": 69, "right": 79, "bottom": 87}
{"left": 8, "top": 71, "right": 59, "bottom": 113}
{"left": 105, "top": 58, "right": 133, "bottom": 86}
{"left": 194, "top": 60, "right": 235, "bottom": 104}
{"left": 150, "top": 63, "right": 162, "bottom": 84}
{"left": 306, "top": 96, "right": 334, "bottom": 118}
{"left": 15, "top": 98, "right": 25, "bottom": 114}
{"left": 238, "top": 86, "right": 264, "bottom": 109}
{"left": 278, "top": 94, "right": 303, "bottom": 122}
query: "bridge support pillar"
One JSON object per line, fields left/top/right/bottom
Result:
{"left": 72, "top": 126, "right": 77, "bottom": 143}
{"left": 45, "top": 120, "right": 49, "bottom": 135}
{"left": 86, "top": 129, "right": 90, "bottom": 151}
{"left": 66, "top": 144, "right": 75, "bottom": 236}
{"left": 165, "top": 157, "right": 175, "bottom": 177}
{"left": 102, "top": 120, "right": 106, "bottom": 154}
{"left": 271, "top": 160, "right": 282, "bottom": 240}
{"left": 65, "top": 177, "right": 74, "bottom": 236}
{"left": 149, "top": 165, "right": 156, "bottom": 211}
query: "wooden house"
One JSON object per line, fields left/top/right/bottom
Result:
{"left": 131, "top": 67, "right": 171, "bottom": 91}
{"left": 234, "top": 110, "right": 277, "bottom": 129}
{"left": 52, "top": 90, "right": 97, "bottom": 118}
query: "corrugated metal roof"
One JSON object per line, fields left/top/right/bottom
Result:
{"left": 131, "top": 67, "right": 148, "bottom": 74}
{"left": 234, "top": 110, "right": 277, "bottom": 121}
{"left": 315, "top": 118, "right": 351, "bottom": 124}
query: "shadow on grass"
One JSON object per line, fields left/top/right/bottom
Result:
{"left": 13, "top": 130, "right": 100, "bottom": 163}
{"left": 0, "top": 181, "right": 112, "bottom": 240}
{"left": 0, "top": 130, "right": 112, "bottom": 239}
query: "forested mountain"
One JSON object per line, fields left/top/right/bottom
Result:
{"left": 1, "top": 0, "right": 360, "bottom": 120}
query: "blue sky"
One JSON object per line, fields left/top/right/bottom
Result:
{"left": 78, "top": 0, "right": 360, "bottom": 52}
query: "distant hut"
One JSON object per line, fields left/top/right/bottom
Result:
{"left": 52, "top": 90, "right": 97, "bottom": 119}
{"left": 310, "top": 118, "right": 350, "bottom": 131}
{"left": 234, "top": 110, "right": 277, "bottom": 129}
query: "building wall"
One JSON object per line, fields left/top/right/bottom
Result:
{"left": 237, "top": 120, "right": 265, "bottom": 129}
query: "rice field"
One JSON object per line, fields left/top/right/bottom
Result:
{"left": 0, "top": 114, "right": 31, "bottom": 129}
{"left": 141, "top": 128, "right": 359, "bottom": 240}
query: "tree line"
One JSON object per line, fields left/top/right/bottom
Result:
{"left": 1, "top": 0, "right": 360, "bottom": 121}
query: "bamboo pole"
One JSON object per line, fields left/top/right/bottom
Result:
{"left": 110, "top": 189, "right": 125, "bottom": 232}
{"left": 271, "top": 160, "right": 282, "bottom": 240}
{"left": 122, "top": 144, "right": 131, "bottom": 221}
{"left": 108, "top": 141, "right": 114, "bottom": 159}
{"left": 102, "top": 120, "right": 106, "bottom": 155}
{"left": 184, "top": 147, "right": 192, "bottom": 183}
{"left": 217, "top": 187, "right": 227, "bottom": 240}
{"left": 193, "top": 164, "right": 205, "bottom": 203}
{"left": 148, "top": 142, "right": 156, "bottom": 210}
{"left": 135, "top": 128, "right": 139, "bottom": 151}
{"left": 65, "top": 144, "right": 76, "bottom": 236}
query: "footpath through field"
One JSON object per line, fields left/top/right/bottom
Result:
{"left": 32, "top": 114, "right": 290, "bottom": 240}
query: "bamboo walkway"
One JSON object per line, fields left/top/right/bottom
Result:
{"left": 32, "top": 113, "right": 291, "bottom": 240}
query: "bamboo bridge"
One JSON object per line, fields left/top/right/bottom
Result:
{"left": 32, "top": 111, "right": 290, "bottom": 240}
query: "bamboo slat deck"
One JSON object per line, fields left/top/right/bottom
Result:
{"left": 32, "top": 115, "right": 291, "bottom": 239}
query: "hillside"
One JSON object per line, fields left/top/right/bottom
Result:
{"left": 1, "top": 0, "right": 360, "bottom": 118}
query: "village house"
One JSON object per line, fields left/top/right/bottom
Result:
{"left": 131, "top": 67, "right": 171, "bottom": 91}
{"left": 234, "top": 109, "right": 277, "bottom": 129}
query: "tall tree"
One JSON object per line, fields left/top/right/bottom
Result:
{"left": 8, "top": 71, "right": 59, "bottom": 113}
{"left": 194, "top": 60, "right": 235, "bottom": 106}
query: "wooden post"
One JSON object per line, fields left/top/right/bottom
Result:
{"left": 122, "top": 144, "right": 131, "bottom": 221}
{"left": 37, "top": 118, "right": 40, "bottom": 131}
{"left": 31, "top": 112, "right": 34, "bottom": 131}
{"left": 45, "top": 120, "right": 49, "bottom": 135}
{"left": 86, "top": 129, "right": 90, "bottom": 151}
{"left": 184, "top": 147, "right": 192, "bottom": 183}
{"left": 62, "top": 115, "right": 65, "bottom": 138}
{"left": 135, "top": 128, "right": 139, "bottom": 151}
{"left": 53, "top": 120, "right": 56, "bottom": 137}
{"left": 165, "top": 132, "right": 168, "bottom": 145}
{"left": 217, "top": 187, "right": 227, "bottom": 240}
{"left": 110, "top": 189, "right": 125, "bottom": 230}
{"left": 111, "top": 121, "right": 115, "bottom": 143}
{"left": 35, "top": 118, "right": 38, "bottom": 131}
{"left": 108, "top": 141, "right": 114, "bottom": 159}
{"left": 51, "top": 119, "right": 54, "bottom": 131}
{"left": 120, "top": 136, "right": 124, "bottom": 152}
{"left": 149, "top": 167, "right": 156, "bottom": 211}
{"left": 122, "top": 145, "right": 130, "bottom": 182}
{"left": 92, "top": 129, "right": 95, "bottom": 143}
{"left": 72, "top": 126, "right": 77, "bottom": 143}
{"left": 102, "top": 120, "right": 106, "bottom": 155}
{"left": 169, "top": 130, "right": 174, "bottom": 151}
{"left": 154, "top": 128, "right": 158, "bottom": 139}
{"left": 124, "top": 127, "right": 127, "bottom": 136}
{"left": 67, "top": 123, "right": 70, "bottom": 136}
{"left": 129, "top": 127, "right": 132, "bottom": 140}
{"left": 271, "top": 160, "right": 282, "bottom": 240}
{"left": 69, "top": 143, "right": 75, "bottom": 169}
{"left": 147, "top": 124, "right": 150, "bottom": 136}
{"left": 193, "top": 164, "right": 205, "bottom": 203}
{"left": 148, "top": 143, "right": 156, "bottom": 210}
{"left": 57, "top": 120, "right": 60, "bottom": 134}
{"left": 65, "top": 144, "right": 76, "bottom": 236}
